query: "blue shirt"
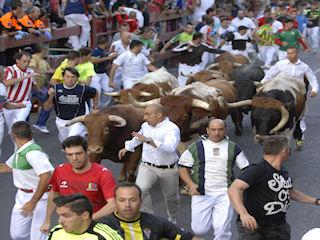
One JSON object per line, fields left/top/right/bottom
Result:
{"left": 296, "top": 14, "right": 307, "bottom": 33}
{"left": 53, "top": 84, "right": 96, "bottom": 120}
{"left": 92, "top": 47, "right": 110, "bottom": 74}
{"left": 64, "top": 0, "right": 92, "bottom": 15}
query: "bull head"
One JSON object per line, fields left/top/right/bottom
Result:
{"left": 66, "top": 114, "right": 126, "bottom": 127}
{"left": 227, "top": 98, "right": 290, "bottom": 134}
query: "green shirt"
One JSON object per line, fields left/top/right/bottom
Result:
{"left": 76, "top": 61, "right": 96, "bottom": 83}
{"left": 275, "top": 28, "right": 301, "bottom": 51}
{"left": 139, "top": 37, "right": 155, "bottom": 49}
{"left": 170, "top": 32, "right": 193, "bottom": 44}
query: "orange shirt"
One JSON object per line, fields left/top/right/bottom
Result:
{"left": 0, "top": 12, "right": 22, "bottom": 30}
{"left": 34, "top": 19, "right": 46, "bottom": 29}
{"left": 18, "top": 15, "right": 35, "bottom": 28}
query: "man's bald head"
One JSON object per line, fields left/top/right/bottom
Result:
{"left": 144, "top": 104, "right": 166, "bottom": 126}
{"left": 146, "top": 103, "right": 165, "bottom": 115}
{"left": 208, "top": 118, "right": 226, "bottom": 129}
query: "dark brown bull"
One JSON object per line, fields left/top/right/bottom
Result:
{"left": 66, "top": 105, "right": 144, "bottom": 181}
{"left": 206, "top": 53, "right": 250, "bottom": 79}
{"left": 130, "top": 80, "right": 239, "bottom": 141}
{"left": 104, "top": 82, "right": 173, "bottom": 104}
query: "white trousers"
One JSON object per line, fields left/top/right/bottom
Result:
{"left": 135, "top": 162, "right": 180, "bottom": 223}
{"left": 191, "top": 192, "right": 234, "bottom": 240}
{"left": 3, "top": 100, "right": 32, "bottom": 134}
{"left": 258, "top": 45, "right": 277, "bottom": 66}
{"left": 230, "top": 49, "right": 248, "bottom": 58}
{"left": 178, "top": 63, "right": 203, "bottom": 87}
{"left": 306, "top": 26, "right": 319, "bottom": 52}
{"left": 201, "top": 52, "right": 215, "bottom": 69}
{"left": 278, "top": 50, "right": 287, "bottom": 61}
{"left": 91, "top": 73, "right": 113, "bottom": 107}
{"left": 0, "top": 114, "right": 4, "bottom": 157}
{"left": 55, "top": 117, "right": 86, "bottom": 143}
{"left": 10, "top": 190, "right": 48, "bottom": 240}
{"left": 113, "top": 68, "right": 123, "bottom": 91}
{"left": 64, "top": 13, "right": 91, "bottom": 50}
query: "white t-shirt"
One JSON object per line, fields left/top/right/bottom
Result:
{"left": 231, "top": 16, "right": 256, "bottom": 30}
{"left": 178, "top": 139, "right": 249, "bottom": 195}
{"left": 110, "top": 40, "right": 130, "bottom": 55}
{"left": 192, "top": 0, "right": 215, "bottom": 22}
{"left": 113, "top": 51, "right": 150, "bottom": 88}
{"left": 6, "top": 140, "right": 54, "bottom": 190}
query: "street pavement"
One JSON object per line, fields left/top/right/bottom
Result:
{"left": 1, "top": 52, "right": 320, "bottom": 240}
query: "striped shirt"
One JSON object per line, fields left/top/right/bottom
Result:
{"left": 48, "top": 222, "right": 123, "bottom": 240}
{"left": 256, "top": 24, "right": 275, "bottom": 46}
{"left": 3, "top": 64, "right": 34, "bottom": 103}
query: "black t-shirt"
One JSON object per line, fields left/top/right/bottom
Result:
{"left": 53, "top": 84, "right": 96, "bottom": 120}
{"left": 238, "top": 160, "right": 293, "bottom": 226}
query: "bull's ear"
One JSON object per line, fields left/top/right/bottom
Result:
{"left": 182, "top": 113, "right": 189, "bottom": 120}
{"left": 284, "top": 101, "right": 294, "bottom": 110}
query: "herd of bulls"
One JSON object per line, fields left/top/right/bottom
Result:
{"left": 66, "top": 53, "right": 308, "bottom": 181}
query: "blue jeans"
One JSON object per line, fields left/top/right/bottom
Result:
{"left": 36, "top": 108, "right": 52, "bottom": 127}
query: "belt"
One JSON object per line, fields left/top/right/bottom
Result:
{"left": 19, "top": 188, "right": 34, "bottom": 193}
{"left": 143, "top": 162, "right": 175, "bottom": 169}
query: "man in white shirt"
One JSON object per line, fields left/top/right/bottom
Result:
{"left": 231, "top": 10, "right": 257, "bottom": 33}
{"left": 0, "top": 121, "right": 53, "bottom": 240}
{"left": 261, "top": 47, "right": 319, "bottom": 150}
{"left": 110, "top": 31, "right": 132, "bottom": 91}
{"left": 118, "top": 104, "right": 181, "bottom": 224}
{"left": 179, "top": 119, "right": 249, "bottom": 240}
{"left": 109, "top": 40, "right": 157, "bottom": 89}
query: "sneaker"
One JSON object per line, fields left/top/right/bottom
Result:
{"left": 295, "top": 140, "right": 303, "bottom": 151}
{"left": 33, "top": 124, "right": 50, "bottom": 134}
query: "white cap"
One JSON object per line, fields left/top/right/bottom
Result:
{"left": 301, "top": 228, "right": 320, "bottom": 240}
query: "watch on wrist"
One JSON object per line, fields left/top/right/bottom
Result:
{"left": 315, "top": 198, "right": 320, "bottom": 205}
{"left": 146, "top": 138, "right": 152, "bottom": 144}
{"left": 93, "top": 106, "right": 99, "bottom": 109}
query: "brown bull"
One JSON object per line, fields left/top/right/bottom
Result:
{"left": 130, "top": 80, "right": 238, "bottom": 141}
{"left": 66, "top": 105, "right": 144, "bottom": 181}
{"left": 205, "top": 53, "right": 250, "bottom": 79}
{"left": 184, "top": 70, "right": 229, "bottom": 84}
{"left": 104, "top": 82, "right": 173, "bottom": 104}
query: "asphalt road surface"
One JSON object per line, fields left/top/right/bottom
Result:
{"left": 1, "top": 52, "right": 320, "bottom": 240}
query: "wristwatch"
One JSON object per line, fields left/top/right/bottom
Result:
{"left": 314, "top": 198, "right": 320, "bottom": 205}
{"left": 146, "top": 138, "right": 152, "bottom": 144}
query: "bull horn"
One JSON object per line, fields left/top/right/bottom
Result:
{"left": 139, "top": 91, "right": 152, "bottom": 97}
{"left": 190, "top": 116, "right": 214, "bottom": 129}
{"left": 103, "top": 91, "right": 120, "bottom": 97}
{"left": 253, "top": 81, "right": 262, "bottom": 87}
{"left": 181, "top": 72, "right": 193, "bottom": 77}
{"left": 233, "top": 63, "right": 242, "bottom": 67}
{"left": 227, "top": 100, "right": 252, "bottom": 108}
{"left": 191, "top": 99, "right": 210, "bottom": 111}
{"left": 65, "top": 115, "right": 86, "bottom": 127}
{"left": 269, "top": 106, "right": 289, "bottom": 134}
{"left": 128, "top": 93, "right": 160, "bottom": 108}
{"left": 206, "top": 63, "right": 219, "bottom": 70}
{"left": 109, "top": 115, "right": 126, "bottom": 127}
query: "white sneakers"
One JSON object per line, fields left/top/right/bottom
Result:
{"left": 33, "top": 124, "right": 50, "bottom": 134}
